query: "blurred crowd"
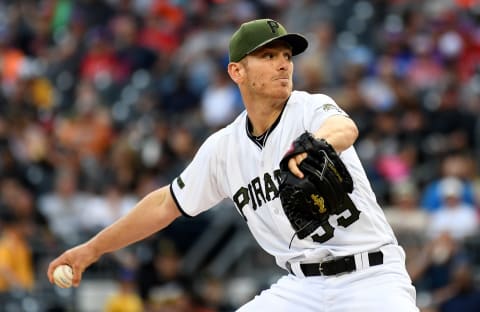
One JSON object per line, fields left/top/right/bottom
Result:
{"left": 0, "top": 0, "right": 480, "bottom": 311}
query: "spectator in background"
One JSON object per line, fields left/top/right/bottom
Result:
{"left": 104, "top": 269, "right": 143, "bottom": 312}
{"left": 0, "top": 205, "right": 34, "bottom": 292}
{"left": 161, "top": 72, "right": 201, "bottom": 115}
{"left": 80, "top": 183, "right": 138, "bottom": 236}
{"left": 103, "top": 136, "right": 142, "bottom": 194}
{"left": 408, "top": 232, "right": 470, "bottom": 310}
{"left": 0, "top": 176, "right": 51, "bottom": 249}
{"left": 136, "top": 239, "right": 192, "bottom": 310}
{"left": 137, "top": 0, "right": 184, "bottom": 56}
{"left": 384, "top": 179, "right": 429, "bottom": 239}
{"left": 44, "top": 8, "right": 89, "bottom": 113}
{"left": 384, "top": 179, "right": 430, "bottom": 287}
{"left": 196, "top": 275, "right": 235, "bottom": 312}
{"left": 427, "top": 177, "right": 478, "bottom": 241}
{"left": 332, "top": 60, "right": 373, "bottom": 138}
{"left": 0, "top": 31, "right": 26, "bottom": 97}
{"left": 360, "top": 55, "right": 398, "bottom": 112}
{"left": 54, "top": 81, "right": 113, "bottom": 162}
{"left": 437, "top": 263, "right": 480, "bottom": 312}
{"left": 405, "top": 33, "right": 445, "bottom": 93}
{"left": 421, "top": 153, "right": 477, "bottom": 212}
{"left": 38, "top": 168, "right": 89, "bottom": 246}
{"left": 423, "top": 80, "right": 476, "bottom": 154}
{"left": 201, "top": 65, "right": 242, "bottom": 130}
{"left": 110, "top": 14, "right": 158, "bottom": 75}
{"left": 294, "top": 20, "right": 347, "bottom": 91}
{"left": 79, "top": 27, "right": 129, "bottom": 85}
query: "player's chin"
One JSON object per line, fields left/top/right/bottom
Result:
{"left": 277, "top": 79, "right": 292, "bottom": 88}
{"left": 272, "top": 85, "right": 292, "bottom": 99}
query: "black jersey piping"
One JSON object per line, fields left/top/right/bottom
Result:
{"left": 169, "top": 184, "right": 194, "bottom": 218}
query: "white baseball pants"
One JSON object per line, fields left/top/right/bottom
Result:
{"left": 237, "top": 245, "right": 419, "bottom": 312}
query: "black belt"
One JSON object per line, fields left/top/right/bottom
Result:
{"left": 298, "top": 251, "right": 384, "bottom": 276}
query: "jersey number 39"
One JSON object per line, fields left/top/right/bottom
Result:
{"left": 312, "top": 198, "right": 361, "bottom": 243}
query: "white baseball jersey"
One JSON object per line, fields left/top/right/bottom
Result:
{"left": 170, "top": 90, "right": 397, "bottom": 270}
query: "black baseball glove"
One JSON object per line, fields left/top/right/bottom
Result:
{"left": 278, "top": 132, "right": 353, "bottom": 240}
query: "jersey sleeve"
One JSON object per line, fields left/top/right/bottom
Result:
{"left": 306, "top": 94, "right": 350, "bottom": 132}
{"left": 170, "top": 132, "right": 227, "bottom": 217}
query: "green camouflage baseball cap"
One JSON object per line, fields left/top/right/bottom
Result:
{"left": 229, "top": 19, "right": 308, "bottom": 62}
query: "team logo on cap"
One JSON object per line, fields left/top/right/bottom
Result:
{"left": 267, "top": 20, "right": 280, "bottom": 34}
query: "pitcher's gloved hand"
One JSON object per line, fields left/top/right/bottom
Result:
{"left": 278, "top": 132, "right": 353, "bottom": 239}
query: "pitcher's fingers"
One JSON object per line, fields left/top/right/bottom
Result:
{"left": 47, "top": 258, "right": 66, "bottom": 284}
{"left": 47, "top": 263, "right": 54, "bottom": 284}
{"left": 71, "top": 265, "right": 83, "bottom": 287}
{"left": 288, "top": 157, "right": 304, "bottom": 178}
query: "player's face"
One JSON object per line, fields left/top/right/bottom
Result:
{"left": 241, "top": 41, "right": 293, "bottom": 101}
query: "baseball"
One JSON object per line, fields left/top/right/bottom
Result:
{"left": 53, "top": 265, "right": 74, "bottom": 288}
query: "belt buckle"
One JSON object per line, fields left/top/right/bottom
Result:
{"left": 318, "top": 258, "right": 332, "bottom": 275}
{"left": 318, "top": 262, "right": 324, "bottom": 275}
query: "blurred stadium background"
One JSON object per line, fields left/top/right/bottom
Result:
{"left": 0, "top": 0, "right": 480, "bottom": 311}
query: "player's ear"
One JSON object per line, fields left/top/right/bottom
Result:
{"left": 228, "top": 62, "right": 244, "bottom": 83}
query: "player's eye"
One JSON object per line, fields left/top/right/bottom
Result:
{"left": 263, "top": 53, "right": 274, "bottom": 59}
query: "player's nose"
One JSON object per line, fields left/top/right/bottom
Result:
{"left": 278, "top": 59, "right": 290, "bottom": 71}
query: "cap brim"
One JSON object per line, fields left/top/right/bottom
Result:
{"left": 246, "top": 33, "right": 308, "bottom": 57}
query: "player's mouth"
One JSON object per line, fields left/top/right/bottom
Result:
{"left": 275, "top": 77, "right": 291, "bottom": 83}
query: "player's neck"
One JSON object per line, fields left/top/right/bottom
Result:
{"left": 246, "top": 99, "right": 287, "bottom": 136}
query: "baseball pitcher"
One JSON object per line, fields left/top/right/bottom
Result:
{"left": 48, "top": 19, "right": 419, "bottom": 311}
